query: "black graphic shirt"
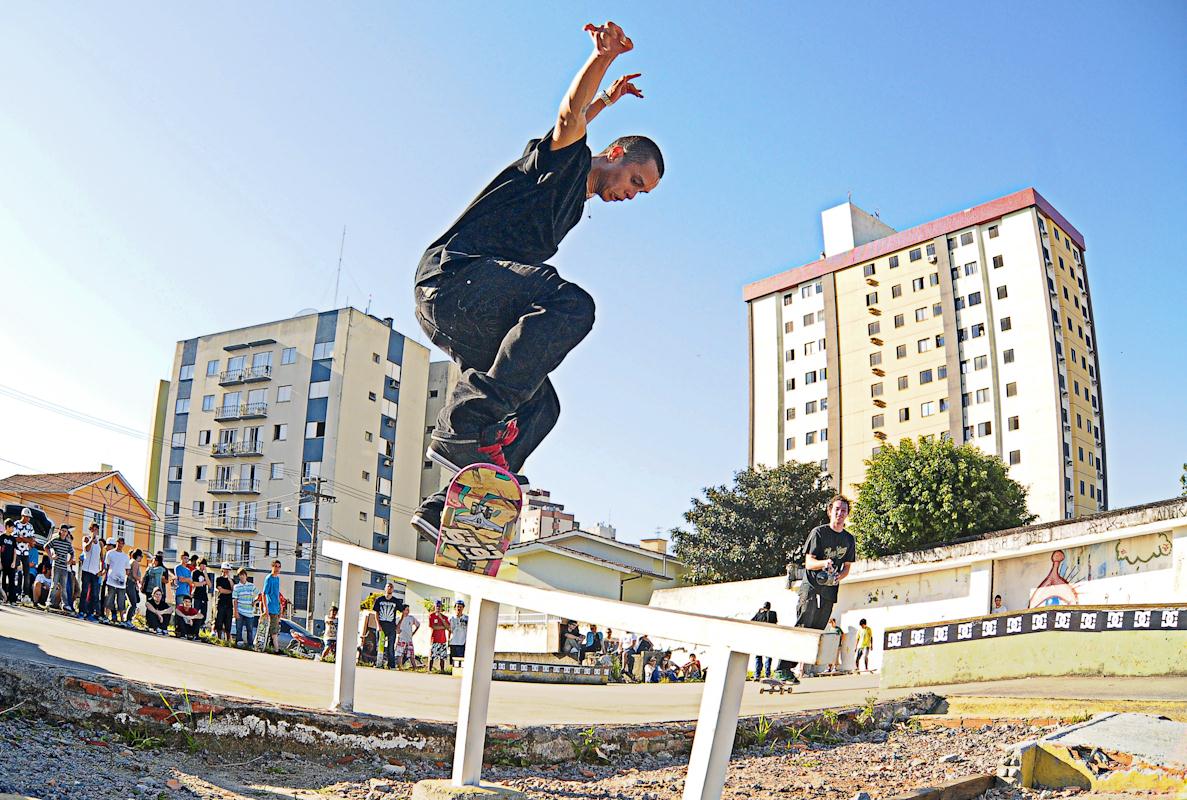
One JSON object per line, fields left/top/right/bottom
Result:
{"left": 802, "top": 524, "right": 856, "bottom": 602}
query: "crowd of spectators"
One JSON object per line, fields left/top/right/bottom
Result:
{"left": 557, "top": 621, "right": 705, "bottom": 683}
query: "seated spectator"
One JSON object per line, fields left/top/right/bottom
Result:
{"left": 560, "top": 620, "right": 582, "bottom": 659}
{"left": 172, "top": 595, "right": 202, "bottom": 640}
{"left": 645, "top": 657, "right": 661, "bottom": 683}
{"left": 577, "top": 624, "right": 603, "bottom": 663}
{"left": 31, "top": 561, "right": 53, "bottom": 609}
{"left": 145, "top": 587, "right": 172, "bottom": 634}
{"left": 682, "top": 653, "right": 703, "bottom": 681}
{"left": 358, "top": 610, "right": 379, "bottom": 666}
{"left": 661, "top": 657, "right": 683, "bottom": 682}
{"left": 623, "top": 632, "right": 653, "bottom": 675}
{"left": 603, "top": 628, "right": 620, "bottom": 657}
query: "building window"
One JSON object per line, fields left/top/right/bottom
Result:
{"left": 804, "top": 371, "right": 817, "bottom": 385}
{"left": 364, "top": 430, "right": 374, "bottom": 442}
{"left": 270, "top": 462, "right": 284, "bottom": 480}
{"left": 1000, "top": 317, "right": 1012, "bottom": 331}
{"left": 939, "top": 398, "right": 949, "bottom": 411}
{"left": 785, "top": 378, "right": 796, "bottom": 391}
{"left": 975, "top": 388, "right": 989, "bottom": 404}
{"left": 996, "top": 285, "right": 1008, "bottom": 300}
{"left": 926, "top": 243, "right": 936, "bottom": 257}
{"left": 917, "top": 338, "right": 932, "bottom": 353}
{"left": 313, "top": 341, "right": 334, "bottom": 360}
{"left": 871, "top": 382, "right": 883, "bottom": 397}
{"left": 912, "top": 277, "right": 924, "bottom": 291}
{"left": 1006, "top": 382, "right": 1017, "bottom": 397}
{"left": 894, "top": 314, "right": 905, "bottom": 328}
{"left": 819, "top": 428, "right": 828, "bottom": 441}
{"left": 977, "top": 421, "right": 992, "bottom": 436}
{"left": 201, "top": 394, "right": 214, "bottom": 412}
{"left": 194, "top": 465, "right": 207, "bottom": 481}
{"left": 960, "top": 232, "right": 974, "bottom": 246}
{"left": 277, "top": 385, "right": 292, "bottom": 402}
{"left": 915, "top": 307, "right": 928, "bottom": 322}
{"left": 889, "top": 255, "right": 899, "bottom": 268}
{"left": 197, "top": 429, "right": 211, "bottom": 446}
{"left": 805, "top": 431, "right": 816, "bottom": 445}
{"left": 1009, "top": 450, "right": 1020, "bottom": 465}
{"left": 308, "top": 381, "right": 330, "bottom": 399}
{"left": 171, "top": 432, "right": 186, "bottom": 448}
{"left": 803, "top": 313, "right": 814, "bottom": 327}
{"left": 273, "top": 423, "right": 287, "bottom": 441}
{"left": 974, "top": 355, "right": 988, "bottom": 370}
{"left": 783, "top": 294, "right": 793, "bottom": 306}
{"left": 868, "top": 321, "right": 880, "bottom": 336}
{"left": 896, "top": 344, "right": 907, "bottom": 359}
{"left": 992, "top": 255, "right": 1004, "bottom": 269}
{"left": 891, "top": 284, "right": 903, "bottom": 299}
{"left": 805, "top": 400, "right": 817, "bottom": 414}
{"left": 784, "top": 321, "right": 795, "bottom": 334}
{"left": 359, "top": 511, "right": 368, "bottom": 522}
{"left": 1008, "top": 416, "right": 1020, "bottom": 431}
{"left": 302, "top": 461, "right": 321, "bottom": 479}
{"left": 971, "top": 323, "right": 985, "bottom": 338}
{"left": 281, "top": 347, "right": 296, "bottom": 365}
{"left": 175, "top": 397, "right": 190, "bottom": 414}
{"left": 919, "top": 369, "right": 933, "bottom": 384}
{"left": 1002, "top": 348, "right": 1014, "bottom": 364}
{"left": 803, "top": 342, "right": 815, "bottom": 356}
{"left": 921, "top": 401, "right": 936, "bottom": 417}
{"left": 937, "top": 365, "right": 947, "bottom": 379}
{"left": 863, "top": 264, "right": 876, "bottom": 277}
{"left": 968, "top": 291, "right": 982, "bottom": 306}
{"left": 929, "top": 272, "right": 939, "bottom": 287}
{"left": 785, "top": 437, "right": 796, "bottom": 450}
{"left": 785, "top": 349, "right": 796, "bottom": 362}
{"left": 988, "top": 225, "right": 999, "bottom": 239}
{"left": 909, "top": 248, "right": 922, "bottom": 262}
{"left": 164, "top": 501, "right": 179, "bottom": 517}
{"left": 898, "top": 407, "right": 910, "bottom": 422}
{"left": 785, "top": 408, "right": 795, "bottom": 421}
{"left": 866, "top": 292, "right": 878, "bottom": 306}
{"left": 964, "top": 262, "right": 978, "bottom": 276}
{"left": 267, "top": 502, "right": 281, "bottom": 519}
{"left": 167, "top": 465, "right": 182, "bottom": 481}
{"left": 954, "top": 297, "right": 965, "bottom": 310}
{"left": 179, "top": 364, "right": 195, "bottom": 381}
{"left": 372, "top": 352, "right": 381, "bottom": 364}
{"left": 897, "top": 375, "right": 909, "bottom": 390}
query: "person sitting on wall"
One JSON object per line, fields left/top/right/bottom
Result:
{"left": 560, "top": 619, "right": 582, "bottom": 658}
{"left": 682, "top": 653, "right": 703, "bottom": 681}
{"left": 645, "top": 657, "right": 661, "bottom": 683}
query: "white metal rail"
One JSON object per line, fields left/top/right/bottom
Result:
{"left": 323, "top": 541, "right": 823, "bottom": 800}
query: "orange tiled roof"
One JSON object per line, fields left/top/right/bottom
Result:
{"left": 0, "top": 471, "right": 117, "bottom": 495}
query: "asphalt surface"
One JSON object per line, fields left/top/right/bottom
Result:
{"left": 2, "top": 603, "right": 1183, "bottom": 725}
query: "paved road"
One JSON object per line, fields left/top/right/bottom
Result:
{"left": 2, "top": 605, "right": 1182, "bottom": 725}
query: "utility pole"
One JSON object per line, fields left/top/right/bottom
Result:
{"left": 302, "top": 476, "right": 336, "bottom": 630}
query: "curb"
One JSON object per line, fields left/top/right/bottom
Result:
{"left": 885, "top": 774, "right": 996, "bottom": 800}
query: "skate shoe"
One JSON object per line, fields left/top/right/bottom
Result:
{"left": 411, "top": 493, "right": 446, "bottom": 540}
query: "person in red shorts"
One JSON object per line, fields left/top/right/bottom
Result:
{"left": 428, "top": 599, "right": 452, "bottom": 673}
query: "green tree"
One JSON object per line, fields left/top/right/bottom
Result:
{"left": 671, "top": 462, "right": 834, "bottom": 585}
{"left": 850, "top": 437, "right": 1035, "bottom": 558}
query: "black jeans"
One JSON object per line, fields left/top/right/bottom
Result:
{"left": 414, "top": 257, "right": 596, "bottom": 473}
{"left": 780, "top": 584, "right": 835, "bottom": 672}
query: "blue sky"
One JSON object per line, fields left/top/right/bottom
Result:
{"left": 1, "top": 2, "right": 1184, "bottom": 543}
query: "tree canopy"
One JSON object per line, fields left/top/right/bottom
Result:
{"left": 849, "top": 436, "right": 1035, "bottom": 558}
{"left": 671, "top": 462, "right": 834, "bottom": 585}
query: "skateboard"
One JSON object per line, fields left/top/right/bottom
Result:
{"left": 434, "top": 462, "right": 522, "bottom": 576}
{"left": 759, "top": 678, "right": 794, "bottom": 694}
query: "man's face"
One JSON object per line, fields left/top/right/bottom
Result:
{"left": 455, "top": 604, "right": 464, "bottom": 615}
{"left": 829, "top": 501, "right": 850, "bottom": 529}
{"left": 385, "top": 585, "right": 394, "bottom": 597}
{"left": 592, "top": 153, "right": 661, "bottom": 203}
{"left": 271, "top": 562, "right": 281, "bottom": 575}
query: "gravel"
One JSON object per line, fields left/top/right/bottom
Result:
{"left": 0, "top": 714, "right": 1094, "bottom": 800}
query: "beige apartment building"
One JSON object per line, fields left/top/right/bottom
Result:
{"left": 147, "top": 308, "right": 435, "bottom": 631}
{"left": 746, "top": 189, "right": 1105, "bottom": 522}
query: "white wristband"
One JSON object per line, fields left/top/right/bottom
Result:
{"left": 598, "top": 89, "right": 614, "bottom": 106}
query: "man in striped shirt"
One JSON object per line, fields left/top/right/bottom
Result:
{"left": 45, "top": 525, "right": 75, "bottom": 611}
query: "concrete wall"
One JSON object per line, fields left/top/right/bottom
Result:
{"left": 650, "top": 500, "right": 1187, "bottom": 672}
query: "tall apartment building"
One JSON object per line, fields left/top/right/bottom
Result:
{"left": 746, "top": 189, "right": 1106, "bottom": 522}
{"left": 518, "top": 489, "right": 579, "bottom": 542}
{"left": 147, "top": 308, "right": 432, "bottom": 629}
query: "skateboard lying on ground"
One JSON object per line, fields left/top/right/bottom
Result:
{"left": 434, "top": 462, "right": 523, "bottom": 576}
{"left": 759, "top": 678, "right": 794, "bottom": 694}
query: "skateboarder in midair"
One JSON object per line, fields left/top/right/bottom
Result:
{"left": 411, "top": 20, "right": 664, "bottom": 537}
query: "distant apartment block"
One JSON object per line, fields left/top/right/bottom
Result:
{"left": 146, "top": 308, "right": 434, "bottom": 628}
{"left": 746, "top": 189, "right": 1106, "bottom": 522}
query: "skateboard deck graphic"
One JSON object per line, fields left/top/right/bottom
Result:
{"left": 434, "top": 463, "right": 522, "bottom": 576}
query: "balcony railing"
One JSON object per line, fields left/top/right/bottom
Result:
{"left": 218, "top": 365, "right": 272, "bottom": 386}
{"left": 205, "top": 516, "right": 258, "bottom": 532}
{"left": 206, "top": 478, "right": 262, "bottom": 494}
{"left": 210, "top": 440, "right": 265, "bottom": 458}
{"left": 213, "top": 402, "right": 268, "bottom": 421}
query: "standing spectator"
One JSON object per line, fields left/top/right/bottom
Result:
{"left": 172, "top": 553, "right": 193, "bottom": 609}
{"left": 427, "top": 600, "right": 452, "bottom": 673}
{"left": 78, "top": 525, "right": 104, "bottom": 621}
{"left": 449, "top": 600, "right": 468, "bottom": 664}
{"left": 825, "top": 617, "right": 844, "bottom": 674}
{"left": 142, "top": 553, "right": 167, "bottom": 601}
{"left": 145, "top": 587, "right": 173, "bottom": 634}
{"left": 26, "top": 537, "right": 41, "bottom": 604}
{"left": 261, "top": 559, "right": 283, "bottom": 653}
{"left": 373, "top": 584, "right": 401, "bottom": 669}
{"left": 395, "top": 602, "right": 420, "bottom": 670}
{"left": 751, "top": 601, "right": 778, "bottom": 680}
{"left": 45, "top": 526, "right": 75, "bottom": 610}
{"left": 321, "top": 605, "right": 339, "bottom": 660}
{"left": 103, "top": 537, "right": 131, "bottom": 627}
{"left": 173, "top": 595, "right": 202, "bottom": 639}
{"left": 13, "top": 509, "right": 35, "bottom": 602}
{"left": 231, "top": 568, "right": 258, "bottom": 648}
{"left": 855, "top": 618, "right": 874, "bottom": 673}
{"left": 97, "top": 538, "right": 111, "bottom": 613}
{"left": 213, "top": 563, "right": 234, "bottom": 642}
{"left": 778, "top": 495, "right": 856, "bottom": 684}
{"left": 992, "top": 594, "right": 1008, "bottom": 614}
{"left": 125, "top": 549, "right": 144, "bottom": 624}
{"left": 577, "top": 624, "right": 603, "bottom": 663}
{"left": 0, "top": 519, "right": 17, "bottom": 604}
{"left": 191, "top": 557, "right": 211, "bottom": 631}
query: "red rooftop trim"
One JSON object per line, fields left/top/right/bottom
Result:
{"left": 743, "top": 188, "right": 1085, "bottom": 302}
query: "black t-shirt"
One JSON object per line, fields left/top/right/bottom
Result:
{"left": 193, "top": 570, "right": 209, "bottom": 602}
{"left": 147, "top": 597, "right": 170, "bottom": 620}
{"left": 0, "top": 533, "right": 15, "bottom": 562}
{"left": 802, "top": 524, "right": 856, "bottom": 602}
{"left": 216, "top": 576, "right": 234, "bottom": 608}
{"left": 416, "top": 130, "right": 592, "bottom": 283}
{"left": 752, "top": 608, "right": 778, "bottom": 624}
{"left": 374, "top": 596, "right": 400, "bottom": 628}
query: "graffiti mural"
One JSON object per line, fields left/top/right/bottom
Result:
{"left": 1026, "top": 532, "right": 1173, "bottom": 608}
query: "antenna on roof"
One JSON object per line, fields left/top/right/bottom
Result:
{"left": 333, "top": 226, "right": 347, "bottom": 309}
{"left": 847, "top": 190, "right": 852, "bottom": 203}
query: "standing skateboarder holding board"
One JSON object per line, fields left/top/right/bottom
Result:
{"left": 411, "top": 20, "right": 664, "bottom": 538}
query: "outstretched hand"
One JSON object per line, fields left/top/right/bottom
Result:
{"left": 584, "top": 21, "right": 633, "bottom": 57}
{"left": 606, "top": 73, "right": 644, "bottom": 102}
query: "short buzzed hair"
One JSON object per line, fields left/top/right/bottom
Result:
{"left": 606, "top": 135, "right": 664, "bottom": 178}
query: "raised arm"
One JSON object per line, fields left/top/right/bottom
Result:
{"left": 552, "top": 21, "right": 634, "bottom": 151}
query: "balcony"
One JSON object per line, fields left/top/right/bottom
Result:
{"left": 210, "top": 440, "right": 265, "bottom": 458}
{"left": 205, "top": 516, "right": 258, "bottom": 533}
{"left": 207, "top": 478, "right": 262, "bottom": 494}
{"left": 218, "top": 365, "right": 272, "bottom": 386}
{"left": 213, "top": 402, "right": 268, "bottom": 421}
